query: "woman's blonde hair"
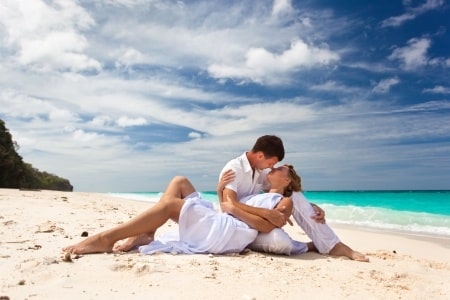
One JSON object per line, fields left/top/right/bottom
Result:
{"left": 283, "top": 164, "right": 302, "bottom": 197}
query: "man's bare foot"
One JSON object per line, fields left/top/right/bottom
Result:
{"left": 350, "top": 250, "right": 369, "bottom": 262}
{"left": 306, "top": 242, "right": 317, "bottom": 252}
{"left": 113, "top": 233, "right": 154, "bottom": 252}
{"left": 62, "top": 234, "right": 115, "bottom": 254}
{"left": 329, "top": 242, "right": 369, "bottom": 262}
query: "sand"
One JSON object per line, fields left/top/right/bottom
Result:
{"left": 1, "top": 188, "right": 449, "bottom": 299}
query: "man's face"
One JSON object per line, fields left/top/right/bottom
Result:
{"left": 256, "top": 156, "right": 279, "bottom": 171}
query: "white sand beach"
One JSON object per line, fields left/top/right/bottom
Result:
{"left": 1, "top": 188, "right": 449, "bottom": 299}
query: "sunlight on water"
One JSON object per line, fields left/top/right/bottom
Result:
{"left": 321, "top": 204, "right": 450, "bottom": 236}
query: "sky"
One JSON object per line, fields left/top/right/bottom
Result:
{"left": 0, "top": 0, "right": 449, "bottom": 192}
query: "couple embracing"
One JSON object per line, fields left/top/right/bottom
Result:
{"left": 64, "top": 135, "right": 368, "bottom": 262}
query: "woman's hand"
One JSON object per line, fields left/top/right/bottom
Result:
{"left": 220, "top": 196, "right": 235, "bottom": 214}
{"left": 216, "top": 169, "right": 235, "bottom": 193}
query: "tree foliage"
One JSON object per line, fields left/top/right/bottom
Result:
{"left": 0, "top": 119, "right": 73, "bottom": 191}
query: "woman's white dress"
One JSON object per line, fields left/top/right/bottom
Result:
{"left": 139, "top": 192, "right": 283, "bottom": 255}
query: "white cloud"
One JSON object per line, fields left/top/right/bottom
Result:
{"left": 381, "top": 13, "right": 415, "bottom": 28}
{"left": 98, "top": 0, "right": 152, "bottom": 8}
{"left": 372, "top": 77, "right": 400, "bottom": 94}
{"left": 116, "top": 116, "right": 148, "bottom": 127}
{"left": 347, "top": 62, "right": 395, "bottom": 73}
{"left": 389, "top": 38, "right": 430, "bottom": 70}
{"left": 188, "top": 132, "right": 203, "bottom": 140}
{"left": 84, "top": 1, "right": 307, "bottom": 71}
{"left": 90, "top": 115, "right": 114, "bottom": 127}
{"left": 115, "top": 47, "right": 146, "bottom": 68}
{"left": 299, "top": 17, "right": 312, "bottom": 27}
{"left": 381, "top": 0, "right": 444, "bottom": 27}
{"left": 0, "top": 89, "right": 79, "bottom": 122}
{"left": 423, "top": 85, "right": 450, "bottom": 94}
{"left": 407, "top": 100, "right": 450, "bottom": 111}
{"left": 18, "top": 31, "right": 101, "bottom": 72}
{"left": 207, "top": 39, "right": 339, "bottom": 85}
{"left": 72, "top": 129, "right": 102, "bottom": 142}
{"left": 311, "top": 80, "right": 362, "bottom": 94}
{"left": 272, "top": 0, "right": 292, "bottom": 16}
{"left": 48, "top": 107, "right": 79, "bottom": 122}
{"left": 0, "top": 0, "right": 100, "bottom": 72}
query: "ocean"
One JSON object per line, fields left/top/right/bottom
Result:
{"left": 109, "top": 190, "right": 450, "bottom": 239}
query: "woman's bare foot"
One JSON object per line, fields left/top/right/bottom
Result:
{"left": 329, "top": 242, "right": 369, "bottom": 262}
{"left": 62, "top": 233, "right": 115, "bottom": 254}
{"left": 113, "top": 233, "right": 154, "bottom": 252}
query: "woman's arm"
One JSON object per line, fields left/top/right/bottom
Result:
{"left": 221, "top": 200, "right": 275, "bottom": 233}
{"left": 275, "top": 197, "right": 293, "bottom": 223}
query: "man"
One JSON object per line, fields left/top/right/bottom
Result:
{"left": 219, "top": 135, "right": 367, "bottom": 260}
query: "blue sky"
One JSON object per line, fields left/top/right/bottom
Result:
{"left": 0, "top": 0, "right": 449, "bottom": 192}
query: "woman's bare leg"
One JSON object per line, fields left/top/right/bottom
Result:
{"left": 113, "top": 176, "right": 197, "bottom": 252}
{"left": 161, "top": 175, "right": 197, "bottom": 200}
{"left": 329, "top": 242, "right": 369, "bottom": 262}
{"left": 63, "top": 176, "right": 197, "bottom": 254}
{"left": 63, "top": 196, "right": 185, "bottom": 254}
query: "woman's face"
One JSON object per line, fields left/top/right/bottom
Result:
{"left": 267, "top": 166, "right": 290, "bottom": 187}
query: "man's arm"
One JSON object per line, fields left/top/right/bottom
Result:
{"left": 222, "top": 196, "right": 293, "bottom": 233}
{"left": 221, "top": 200, "right": 275, "bottom": 233}
{"left": 222, "top": 188, "right": 288, "bottom": 228}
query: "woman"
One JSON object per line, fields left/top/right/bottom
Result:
{"left": 63, "top": 164, "right": 298, "bottom": 255}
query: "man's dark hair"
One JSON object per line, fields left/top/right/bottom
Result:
{"left": 251, "top": 135, "right": 285, "bottom": 161}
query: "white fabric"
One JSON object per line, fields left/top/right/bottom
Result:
{"left": 220, "top": 152, "right": 270, "bottom": 200}
{"left": 239, "top": 192, "right": 282, "bottom": 207}
{"left": 235, "top": 193, "right": 310, "bottom": 255}
{"left": 246, "top": 192, "right": 340, "bottom": 255}
{"left": 291, "top": 192, "right": 340, "bottom": 253}
{"left": 248, "top": 228, "right": 308, "bottom": 255}
{"left": 139, "top": 192, "right": 282, "bottom": 255}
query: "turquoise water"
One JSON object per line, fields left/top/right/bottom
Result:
{"left": 110, "top": 190, "right": 450, "bottom": 238}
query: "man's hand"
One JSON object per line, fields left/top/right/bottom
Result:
{"left": 217, "top": 170, "right": 236, "bottom": 209}
{"left": 217, "top": 169, "right": 235, "bottom": 194}
{"left": 265, "top": 208, "right": 289, "bottom": 227}
{"left": 311, "top": 203, "right": 326, "bottom": 224}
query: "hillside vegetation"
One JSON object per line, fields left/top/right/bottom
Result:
{"left": 0, "top": 119, "right": 73, "bottom": 191}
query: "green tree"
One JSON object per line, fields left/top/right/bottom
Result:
{"left": 0, "top": 119, "right": 73, "bottom": 191}
{"left": 0, "top": 119, "right": 24, "bottom": 188}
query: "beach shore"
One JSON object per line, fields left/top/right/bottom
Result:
{"left": 1, "top": 188, "right": 449, "bottom": 299}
